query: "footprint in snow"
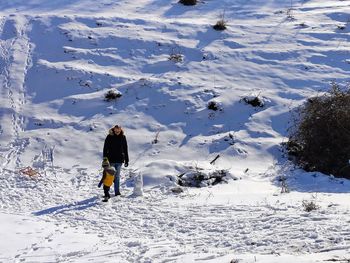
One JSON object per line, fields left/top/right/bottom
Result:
{"left": 167, "top": 140, "right": 177, "bottom": 146}
{"left": 151, "top": 150, "right": 160, "bottom": 155}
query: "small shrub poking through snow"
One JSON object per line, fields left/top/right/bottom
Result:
{"left": 286, "top": 83, "right": 350, "bottom": 179}
{"left": 213, "top": 19, "right": 227, "bottom": 31}
{"left": 179, "top": 0, "right": 197, "bottom": 6}
{"left": 168, "top": 47, "right": 184, "bottom": 63}
{"left": 337, "top": 24, "right": 346, "bottom": 30}
{"left": 277, "top": 175, "right": 289, "bottom": 193}
{"left": 302, "top": 200, "right": 319, "bottom": 212}
{"left": 176, "top": 168, "right": 233, "bottom": 188}
{"left": 213, "top": 12, "right": 227, "bottom": 31}
{"left": 242, "top": 95, "right": 264, "bottom": 107}
{"left": 286, "top": 8, "right": 295, "bottom": 20}
{"left": 104, "top": 90, "right": 122, "bottom": 102}
{"left": 169, "top": 53, "right": 183, "bottom": 63}
{"left": 207, "top": 101, "right": 219, "bottom": 111}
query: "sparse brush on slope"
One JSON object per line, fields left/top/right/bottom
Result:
{"left": 242, "top": 95, "right": 264, "bottom": 107}
{"left": 177, "top": 169, "right": 229, "bottom": 187}
{"left": 179, "top": 0, "right": 197, "bottom": 6}
{"left": 207, "top": 101, "right": 219, "bottom": 111}
{"left": 213, "top": 12, "right": 227, "bottom": 31}
{"left": 286, "top": 84, "right": 350, "bottom": 179}
{"left": 213, "top": 20, "right": 227, "bottom": 31}
{"left": 104, "top": 90, "right": 122, "bottom": 102}
{"left": 168, "top": 47, "right": 183, "bottom": 62}
{"left": 302, "top": 199, "right": 319, "bottom": 212}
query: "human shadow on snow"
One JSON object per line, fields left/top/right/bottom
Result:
{"left": 33, "top": 196, "right": 99, "bottom": 216}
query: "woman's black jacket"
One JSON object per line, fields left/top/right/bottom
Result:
{"left": 103, "top": 132, "right": 129, "bottom": 164}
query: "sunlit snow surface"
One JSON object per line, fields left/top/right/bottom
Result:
{"left": 0, "top": 0, "right": 350, "bottom": 262}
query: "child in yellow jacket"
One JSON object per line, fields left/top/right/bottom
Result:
{"left": 98, "top": 157, "right": 116, "bottom": 202}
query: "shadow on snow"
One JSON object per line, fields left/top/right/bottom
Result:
{"left": 33, "top": 196, "right": 99, "bottom": 216}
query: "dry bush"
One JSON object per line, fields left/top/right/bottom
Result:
{"left": 278, "top": 175, "right": 289, "bottom": 193}
{"left": 179, "top": 0, "right": 197, "bottom": 6}
{"left": 207, "top": 101, "right": 219, "bottom": 111}
{"left": 302, "top": 200, "right": 319, "bottom": 212}
{"left": 286, "top": 8, "right": 295, "bottom": 20}
{"left": 287, "top": 84, "right": 350, "bottom": 179}
{"left": 104, "top": 90, "right": 122, "bottom": 101}
{"left": 213, "top": 12, "right": 227, "bottom": 31}
{"left": 168, "top": 53, "right": 183, "bottom": 63}
{"left": 168, "top": 47, "right": 183, "bottom": 63}
{"left": 177, "top": 169, "right": 229, "bottom": 188}
{"left": 213, "top": 19, "right": 227, "bottom": 31}
{"left": 242, "top": 96, "right": 264, "bottom": 107}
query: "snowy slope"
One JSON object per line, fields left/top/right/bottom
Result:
{"left": 0, "top": 0, "right": 350, "bottom": 262}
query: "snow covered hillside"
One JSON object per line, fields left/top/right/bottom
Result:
{"left": 0, "top": 0, "right": 350, "bottom": 262}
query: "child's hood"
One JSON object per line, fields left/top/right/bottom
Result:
{"left": 105, "top": 166, "right": 116, "bottom": 175}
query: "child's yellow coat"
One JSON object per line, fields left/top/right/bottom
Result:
{"left": 101, "top": 166, "right": 116, "bottom": 187}
{"left": 103, "top": 171, "right": 115, "bottom": 187}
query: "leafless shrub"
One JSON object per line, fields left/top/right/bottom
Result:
{"left": 213, "top": 11, "right": 227, "bottom": 31}
{"left": 152, "top": 130, "right": 160, "bottom": 144}
{"left": 287, "top": 0, "right": 295, "bottom": 20}
{"left": 179, "top": 0, "right": 197, "bottom": 6}
{"left": 177, "top": 169, "right": 229, "bottom": 188}
{"left": 302, "top": 199, "right": 319, "bottom": 212}
{"left": 286, "top": 8, "right": 295, "bottom": 20}
{"left": 278, "top": 175, "right": 289, "bottom": 193}
{"left": 242, "top": 96, "right": 264, "bottom": 107}
{"left": 286, "top": 83, "right": 350, "bottom": 179}
{"left": 213, "top": 20, "right": 227, "bottom": 31}
{"left": 104, "top": 90, "right": 122, "bottom": 101}
{"left": 207, "top": 101, "right": 219, "bottom": 111}
{"left": 168, "top": 47, "right": 183, "bottom": 63}
{"left": 169, "top": 53, "right": 183, "bottom": 62}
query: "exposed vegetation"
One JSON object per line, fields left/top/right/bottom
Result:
{"left": 302, "top": 200, "right": 319, "bottom": 212}
{"left": 242, "top": 96, "right": 264, "bottom": 107}
{"left": 213, "top": 19, "right": 227, "bottom": 31}
{"left": 179, "top": 0, "right": 197, "bottom": 6}
{"left": 104, "top": 90, "right": 122, "bottom": 101}
{"left": 286, "top": 84, "right": 350, "bottom": 179}
{"left": 207, "top": 101, "right": 219, "bottom": 111}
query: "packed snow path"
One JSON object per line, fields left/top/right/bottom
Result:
{"left": 0, "top": 16, "right": 31, "bottom": 172}
{"left": 1, "top": 166, "right": 350, "bottom": 262}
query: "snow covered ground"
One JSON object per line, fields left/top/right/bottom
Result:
{"left": 0, "top": 0, "right": 350, "bottom": 262}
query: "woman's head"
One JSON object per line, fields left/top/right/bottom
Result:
{"left": 113, "top": 125, "right": 123, "bottom": 135}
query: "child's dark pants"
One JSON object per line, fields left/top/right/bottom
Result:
{"left": 103, "top": 185, "right": 110, "bottom": 198}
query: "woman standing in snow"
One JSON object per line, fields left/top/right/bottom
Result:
{"left": 103, "top": 125, "right": 129, "bottom": 196}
